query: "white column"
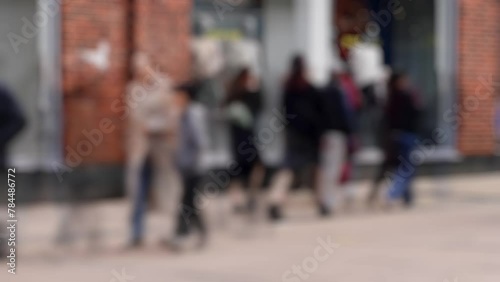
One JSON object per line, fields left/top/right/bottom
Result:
{"left": 435, "top": 0, "right": 458, "bottom": 149}
{"left": 293, "top": 0, "right": 334, "bottom": 86}
{"left": 38, "top": 0, "right": 63, "bottom": 171}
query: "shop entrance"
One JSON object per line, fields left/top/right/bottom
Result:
{"left": 336, "top": 0, "right": 445, "bottom": 152}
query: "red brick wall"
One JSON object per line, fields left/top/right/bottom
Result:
{"left": 134, "top": 0, "right": 192, "bottom": 82}
{"left": 458, "top": 0, "right": 500, "bottom": 155}
{"left": 62, "top": 0, "right": 192, "bottom": 166}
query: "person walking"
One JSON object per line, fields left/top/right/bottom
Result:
{"left": 317, "top": 71, "right": 354, "bottom": 216}
{"left": 126, "top": 53, "right": 181, "bottom": 247}
{"left": 169, "top": 84, "right": 210, "bottom": 250}
{"left": 368, "top": 72, "right": 420, "bottom": 207}
{"left": 0, "top": 83, "right": 25, "bottom": 258}
{"left": 224, "top": 67, "right": 263, "bottom": 214}
{"left": 267, "top": 55, "right": 324, "bottom": 221}
{"left": 0, "top": 84, "right": 26, "bottom": 169}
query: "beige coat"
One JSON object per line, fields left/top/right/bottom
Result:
{"left": 125, "top": 74, "right": 182, "bottom": 231}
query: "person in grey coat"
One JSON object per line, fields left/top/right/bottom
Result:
{"left": 169, "top": 84, "right": 210, "bottom": 250}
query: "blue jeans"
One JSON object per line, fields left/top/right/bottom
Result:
{"left": 131, "top": 157, "right": 153, "bottom": 242}
{"left": 387, "top": 132, "right": 418, "bottom": 201}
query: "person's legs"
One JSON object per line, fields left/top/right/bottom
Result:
{"left": 267, "top": 169, "right": 294, "bottom": 220}
{"left": 176, "top": 174, "right": 201, "bottom": 235}
{"left": 131, "top": 157, "right": 152, "bottom": 245}
{"left": 126, "top": 129, "right": 149, "bottom": 246}
{"left": 387, "top": 133, "right": 417, "bottom": 201}
{"left": 189, "top": 176, "right": 207, "bottom": 242}
{"left": 402, "top": 184, "right": 414, "bottom": 207}
{"left": 318, "top": 131, "right": 346, "bottom": 214}
{"left": 367, "top": 158, "right": 392, "bottom": 205}
{"left": 247, "top": 162, "right": 265, "bottom": 214}
{"left": 150, "top": 137, "right": 182, "bottom": 239}
{"left": 175, "top": 174, "right": 207, "bottom": 248}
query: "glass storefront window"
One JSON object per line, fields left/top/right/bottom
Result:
{"left": 192, "top": 0, "right": 264, "bottom": 168}
{"left": 390, "top": 0, "right": 438, "bottom": 141}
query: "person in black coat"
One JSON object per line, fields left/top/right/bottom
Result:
{"left": 225, "top": 68, "right": 262, "bottom": 189}
{"left": 224, "top": 67, "right": 264, "bottom": 213}
{"left": 0, "top": 84, "right": 26, "bottom": 169}
{"left": 282, "top": 56, "right": 324, "bottom": 170}
{"left": 268, "top": 55, "right": 324, "bottom": 220}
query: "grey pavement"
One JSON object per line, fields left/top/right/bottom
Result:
{"left": 2, "top": 173, "right": 500, "bottom": 282}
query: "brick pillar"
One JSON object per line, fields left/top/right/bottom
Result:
{"left": 458, "top": 0, "right": 500, "bottom": 155}
{"left": 134, "top": 0, "right": 192, "bottom": 82}
{"left": 61, "top": 0, "right": 192, "bottom": 167}
{"left": 62, "top": 0, "right": 129, "bottom": 165}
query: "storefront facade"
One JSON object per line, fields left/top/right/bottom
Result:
{"left": 0, "top": 0, "right": 62, "bottom": 172}
{"left": 1, "top": 0, "right": 497, "bottom": 201}
{"left": 334, "top": 0, "right": 460, "bottom": 163}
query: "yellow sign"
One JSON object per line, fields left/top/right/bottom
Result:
{"left": 340, "top": 34, "right": 362, "bottom": 49}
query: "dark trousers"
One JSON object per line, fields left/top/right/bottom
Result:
{"left": 131, "top": 157, "right": 153, "bottom": 242}
{"left": 176, "top": 173, "right": 206, "bottom": 237}
{"left": 369, "top": 135, "right": 415, "bottom": 206}
{"left": 387, "top": 132, "right": 417, "bottom": 204}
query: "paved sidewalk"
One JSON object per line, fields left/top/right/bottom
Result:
{"left": 2, "top": 173, "right": 500, "bottom": 282}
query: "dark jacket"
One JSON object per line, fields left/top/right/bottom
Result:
{"left": 0, "top": 85, "right": 26, "bottom": 167}
{"left": 385, "top": 89, "right": 420, "bottom": 133}
{"left": 284, "top": 83, "right": 323, "bottom": 140}
{"left": 227, "top": 89, "right": 262, "bottom": 130}
{"left": 320, "top": 80, "right": 353, "bottom": 135}
{"left": 283, "top": 82, "right": 324, "bottom": 167}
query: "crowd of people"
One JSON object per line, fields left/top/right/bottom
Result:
{"left": 0, "top": 46, "right": 422, "bottom": 255}
{"left": 0, "top": 46, "right": 421, "bottom": 253}
{"left": 123, "top": 51, "right": 422, "bottom": 251}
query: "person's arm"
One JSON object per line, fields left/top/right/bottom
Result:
{"left": 0, "top": 87, "right": 26, "bottom": 147}
{"left": 407, "top": 90, "right": 422, "bottom": 128}
{"left": 338, "top": 87, "right": 356, "bottom": 135}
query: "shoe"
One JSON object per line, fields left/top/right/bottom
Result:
{"left": 403, "top": 187, "right": 414, "bottom": 208}
{"left": 319, "top": 204, "right": 332, "bottom": 218}
{"left": 268, "top": 205, "right": 283, "bottom": 221}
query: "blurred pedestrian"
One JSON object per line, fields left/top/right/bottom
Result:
{"left": 126, "top": 52, "right": 181, "bottom": 247}
{"left": 0, "top": 83, "right": 25, "bottom": 259}
{"left": 368, "top": 72, "right": 420, "bottom": 207}
{"left": 317, "top": 71, "right": 354, "bottom": 216}
{"left": 333, "top": 66, "right": 363, "bottom": 210}
{"left": 224, "top": 67, "right": 263, "bottom": 214}
{"left": 0, "top": 84, "right": 26, "bottom": 169}
{"left": 169, "top": 84, "right": 210, "bottom": 250}
{"left": 267, "top": 55, "right": 324, "bottom": 221}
